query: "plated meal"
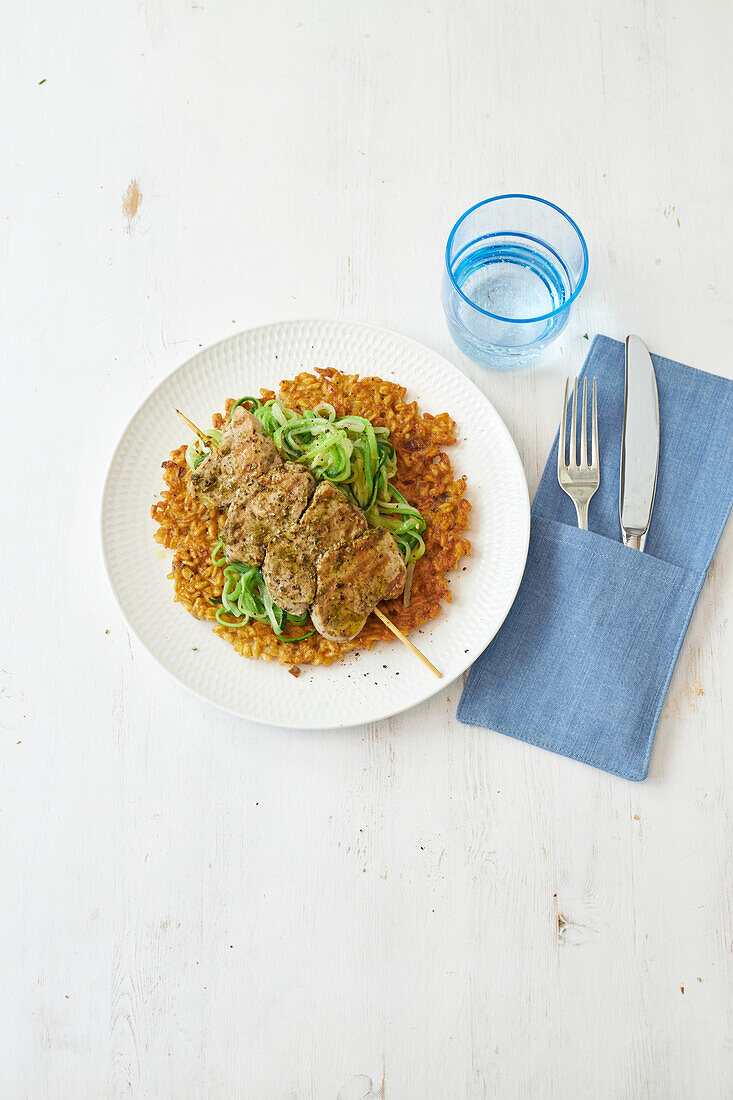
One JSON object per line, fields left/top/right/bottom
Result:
{"left": 102, "top": 320, "right": 529, "bottom": 726}
{"left": 151, "top": 367, "right": 471, "bottom": 669}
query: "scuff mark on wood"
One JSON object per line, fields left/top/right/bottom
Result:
{"left": 683, "top": 679, "right": 705, "bottom": 712}
{"left": 123, "top": 178, "right": 142, "bottom": 233}
{"left": 555, "top": 903, "right": 598, "bottom": 947}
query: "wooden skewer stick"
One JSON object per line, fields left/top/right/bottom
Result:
{"left": 373, "top": 607, "right": 442, "bottom": 678}
{"left": 174, "top": 407, "right": 218, "bottom": 449}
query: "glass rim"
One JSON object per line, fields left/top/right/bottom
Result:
{"left": 444, "top": 193, "right": 589, "bottom": 324}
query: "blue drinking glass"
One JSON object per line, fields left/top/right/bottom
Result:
{"left": 441, "top": 194, "right": 589, "bottom": 370}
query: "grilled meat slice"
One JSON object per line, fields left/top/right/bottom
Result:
{"left": 297, "top": 482, "right": 368, "bottom": 547}
{"left": 261, "top": 537, "right": 315, "bottom": 617}
{"left": 222, "top": 462, "right": 315, "bottom": 566}
{"left": 262, "top": 484, "right": 368, "bottom": 614}
{"left": 191, "top": 406, "right": 281, "bottom": 508}
{"left": 310, "top": 527, "right": 406, "bottom": 642}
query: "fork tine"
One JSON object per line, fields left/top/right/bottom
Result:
{"left": 569, "top": 377, "right": 578, "bottom": 468}
{"left": 558, "top": 377, "right": 569, "bottom": 473}
{"left": 591, "top": 376, "right": 599, "bottom": 471}
{"left": 580, "top": 377, "right": 588, "bottom": 468}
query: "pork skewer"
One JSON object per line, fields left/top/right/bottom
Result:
{"left": 176, "top": 406, "right": 441, "bottom": 675}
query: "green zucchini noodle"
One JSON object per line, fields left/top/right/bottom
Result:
{"left": 186, "top": 394, "right": 428, "bottom": 630}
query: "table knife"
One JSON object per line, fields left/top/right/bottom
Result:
{"left": 620, "top": 335, "right": 659, "bottom": 551}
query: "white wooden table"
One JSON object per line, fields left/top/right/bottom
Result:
{"left": 4, "top": 2, "right": 732, "bottom": 1096}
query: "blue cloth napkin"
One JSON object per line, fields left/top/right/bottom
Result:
{"left": 457, "top": 335, "right": 733, "bottom": 780}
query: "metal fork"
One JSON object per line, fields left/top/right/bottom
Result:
{"left": 557, "top": 376, "right": 600, "bottom": 530}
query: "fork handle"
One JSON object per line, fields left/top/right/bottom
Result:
{"left": 573, "top": 500, "right": 589, "bottom": 530}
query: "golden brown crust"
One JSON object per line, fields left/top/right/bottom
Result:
{"left": 151, "top": 368, "right": 472, "bottom": 667}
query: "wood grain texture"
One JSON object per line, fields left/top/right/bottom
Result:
{"left": 2, "top": 0, "right": 732, "bottom": 1096}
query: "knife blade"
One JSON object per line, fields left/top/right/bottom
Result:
{"left": 620, "top": 335, "right": 659, "bottom": 551}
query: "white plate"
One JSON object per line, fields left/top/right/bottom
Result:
{"left": 101, "top": 320, "right": 529, "bottom": 728}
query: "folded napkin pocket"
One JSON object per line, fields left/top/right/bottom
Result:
{"left": 458, "top": 516, "right": 704, "bottom": 780}
{"left": 458, "top": 335, "right": 733, "bottom": 781}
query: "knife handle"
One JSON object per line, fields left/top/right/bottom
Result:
{"left": 622, "top": 532, "right": 646, "bottom": 552}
